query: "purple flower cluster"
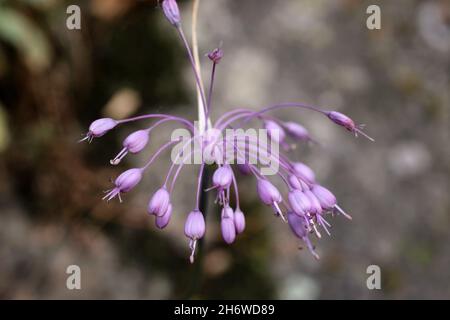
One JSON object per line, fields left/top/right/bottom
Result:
{"left": 81, "top": 0, "right": 373, "bottom": 262}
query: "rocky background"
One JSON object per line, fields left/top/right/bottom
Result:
{"left": 0, "top": 0, "right": 448, "bottom": 299}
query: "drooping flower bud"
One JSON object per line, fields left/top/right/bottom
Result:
{"left": 221, "top": 207, "right": 236, "bottom": 244}
{"left": 304, "top": 190, "right": 322, "bottom": 214}
{"left": 311, "top": 185, "right": 352, "bottom": 219}
{"left": 327, "top": 111, "right": 374, "bottom": 141}
{"left": 155, "top": 203, "right": 172, "bottom": 229}
{"left": 284, "top": 122, "right": 311, "bottom": 141}
{"left": 257, "top": 179, "right": 282, "bottom": 206}
{"left": 207, "top": 47, "right": 223, "bottom": 64}
{"left": 162, "top": 0, "right": 181, "bottom": 26}
{"left": 111, "top": 129, "right": 150, "bottom": 165}
{"left": 234, "top": 208, "right": 246, "bottom": 234}
{"left": 264, "top": 120, "right": 286, "bottom": 144}
{"left": 311, "top": 185, "right": 336, "bottom": 210}
{"left": 212, "top": 165, "right": 233, "bottom": 190}
{"left": 184, "top": 210, "right": 206, "bottom": 263}
{"left": 148, "top": 187, "right": 170, "bottom": 217}
{"left": 288, "top": 174, "right": 309, "bottom": 191}
{"left": 81, "top": 118, "right": 117, "bottom": 142}
{"left": 288, "top": 190, "right": 311, "bottom": 216}
{"left": 257, "top": 179, "right": 285, "bottom": 220}
{"left": 102, "top": 168, "right": 143, "bottom": 202}
{"left": 292, "top": 162, "right": 316, "bottom": 184}
{"left": 184, "top": 210, "right": 206, "bottom": 240}
{"left": 287, "top": 211, "right": 319, "bottom": 260}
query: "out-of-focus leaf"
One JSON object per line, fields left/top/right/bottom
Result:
{"left": 0, "top": 102, "right": 11, "bottom": 152}
{"left": 0, "top": 7, "right": 52, "bottom": 72}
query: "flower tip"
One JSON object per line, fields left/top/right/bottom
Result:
{"left": 207, "top": 47, "right": 224, "bottom": 64}
{"left": 162, "top": 0, "right": 181, "bottom": 26}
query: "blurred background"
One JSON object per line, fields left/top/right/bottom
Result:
{"left": 0, "top": 0, "right": 449, "bottom": 299}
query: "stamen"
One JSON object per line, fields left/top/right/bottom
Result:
{"left": 189, "top": 239, "right": 197, "bottom": 264}
{"left": 110, "top": 147, "right": 129, "bottom": 165}
{"left": 334, "top": 204, "right": 352, "bottom": 220}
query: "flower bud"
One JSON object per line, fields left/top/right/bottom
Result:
{"left": 327, "top": 111, "right": 374, "bottom": 141}
{"left": 288, "top": 174, "right": 301, "bottom": 189}
{"left": 288, "top": 190, "right": 311, "bottom": 216}
{"left": 234, "top": 208, "right": 246, "bottom": 234}
{"left": 311, "top": 185, "right": 336, "bottom": 210}
{"left": 221, "top": 207, "right": 236, "bottom": 244}
{"left": 287, "top": 211, "right": 320, "bottom": 260}
{"left": 103, "top": 168, "right": 142, "bottom": 202}
{"left": 124, "top": 129, "right": 149, "bottom": 153}
{"left": 257, "top": 179, "right": 282, "bottom": 206}
{"left": 162, "top": 0, "right": 181, "bottom": 26}
{"left": 81, "top": 118, "right": 117, "bottom": 142}
{"left": 287, "top": 211, "right": 308, "bottom": 239}
{"left": 111, "top": 129, "right": 150, "bottom": 165}
{"left": 207, "top": 48, "right": 223, "bottom": 64}
{"left": 304, "top": 190, "right": 322, "bottom": 214}
{"left": 148, "top": 188, "right": 170, "bottom": 217}
{"left": 264, "top": 120, "right": 286, "bottom": 144}
{"left": 327, "top": 111, "right": 355, "bottom": 132}
{"left": 212, "top": 165, "right": 233, "bottom": 190}
{"left": 292, "top": 162, "right": 316, "bottom": 184}
{"left": 284, "top": 122, "right": 310, "bottom": 141}
{"left": 155, "top": 204, "right": 172, "bottom": 229}
{"left": 184, "top": 210, "right": 206, "bottom": 240}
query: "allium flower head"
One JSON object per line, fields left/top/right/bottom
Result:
{"left": 82, "top": 3, "right": 373, "bottom": 263}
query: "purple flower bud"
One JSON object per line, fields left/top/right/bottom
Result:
{"left": 284, "top": 122, "right": 310, "bottom": 141}
{"left": 103, "top": 168, "right": 142, "bottom": 202}
{"left": 327, "top": 111, "right": 374, "bottom": 141}
{"left": 124, "top": 129, "right": 149, "bottom": 153}
{"left": 288, "top": 175, "right": 306, "bottom": 190}
{"left": 184, "top": 210, "right": 206, "bottom": 240}
{"left": 162, "top": 0, "right": 181, "bottom": 26}
{"left": 304, "top": 190, "right": 322, "bottom": 214}
{"left": 221, "top": 207, "right": 236, "bottom": 244}
{"left": 257, "top": 179, "right": 282, "bottom": 206}
{"left": 311, "top": 185, "right": 336, "bottom": 210}
{"left": 155, "top": 203, "right": 172, "bottom": 229}
{"left": 292, "top": 162, "right": 316, "bottom": 184}
{"left": 287, "top": 211, "right": 319, "bottom": 260}
{"left": 327, "top": 111, "right": 355, "bottom": 132}
{"left": 81, "top": 118, "right": 117, "bottom": 142}
{"left": 264, "top": 120, "right": 286, "bottom": 144}
{"left": 111, "top": 129, "right": 150, "bottom": 165}
{"left": 287, "top": 211, "right": 308, "bottom": 239}
{"left": 212, "top": 165, "right": 233, "bottom": 190}
{"left": 148, "top": 188, "right": 170, "bottom": 217}
{"left": 237, "top": 163, "right": 252, "bottom": 175}
{"left": 207, "top": 48, "right": 224, "bottom": 64}
{"left": 288, "top": 190, "right": 311, "bottom": 216}
{"left": 234, "top": 208, "right": 246, "bottom": 234}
